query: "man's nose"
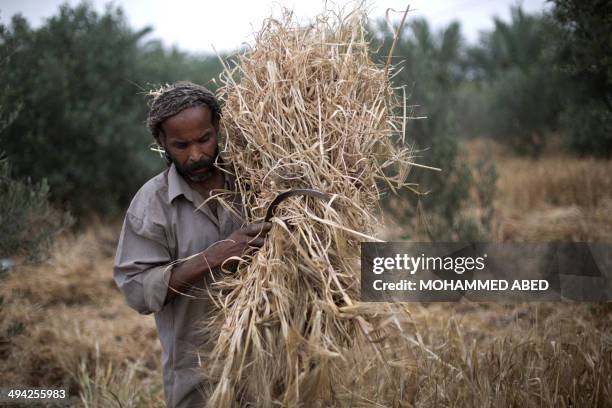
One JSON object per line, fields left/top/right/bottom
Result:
{"left": 188, "top": 145, "right": 207, "bottom": 163}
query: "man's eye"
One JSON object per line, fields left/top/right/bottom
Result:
{"left": 174, "top": 143, "right": 187, "bottom": 149}
{"left": 199, "top": 135, "right": 211, "bottom": 143}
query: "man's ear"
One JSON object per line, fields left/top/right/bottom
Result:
{"left": 158, "top": 131, "right": 173, "bottom": 165}
{"left": 158, "top": 128, "right": 167, "bottom": 150}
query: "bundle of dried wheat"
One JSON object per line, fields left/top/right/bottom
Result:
{"left": 204, "top": 7, "right": 414, "bottom": 407}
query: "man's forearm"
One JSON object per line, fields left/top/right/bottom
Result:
{"left": 163, "top": 248, "right": 225, "bottom": 305}
{"left": 162, "top": 223, "right": 271, "bottom": 306}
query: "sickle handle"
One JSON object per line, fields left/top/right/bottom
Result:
{"left": 264, "top": 189, "right": 331, "bottom": 222}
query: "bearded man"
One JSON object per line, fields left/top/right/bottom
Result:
{"left": 113, "top": 81, "right": 270, "bottom": 408}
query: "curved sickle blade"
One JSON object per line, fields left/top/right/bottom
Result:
{"left": 264, "top": 189, "right": 331, "bottom": 222}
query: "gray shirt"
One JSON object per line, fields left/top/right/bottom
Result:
{"left": 113, "top": 163, "right": 244, "bottom": 408}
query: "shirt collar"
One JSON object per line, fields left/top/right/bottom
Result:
{"left": 168, "top": 163, "right": 196, "bottom": 204}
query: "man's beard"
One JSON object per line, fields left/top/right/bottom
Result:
{"left": 166, "top": 146, "right": 219, "bottom": 183}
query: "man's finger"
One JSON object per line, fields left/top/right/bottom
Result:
{"left": 247, "top": 236, "right": 265, "bottom": 247}
{"left": 243, "top": 222, "right": 272, "bottom": 236}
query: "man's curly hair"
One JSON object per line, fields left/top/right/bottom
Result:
{"left": 146, "top": 81, "right": 221, "bottom": 142}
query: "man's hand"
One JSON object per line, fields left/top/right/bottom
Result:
{"left": 163, "top": 222, "right": 272, "bottom": 304}
{"left": 205, "top": 222, "right": 273, "bottom": 271}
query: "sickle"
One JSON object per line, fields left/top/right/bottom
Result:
{"left": 264, "top": 189, "right": 332, "bottom": 222}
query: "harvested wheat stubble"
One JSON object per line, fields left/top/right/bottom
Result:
{"left": 203, "top": 7, "right": 415, "bottom": 407}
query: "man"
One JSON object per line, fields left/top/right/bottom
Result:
{"left": 113, "top": 81, "right": 271, "bottom": 407}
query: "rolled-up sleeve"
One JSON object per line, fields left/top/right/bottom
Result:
{"left": 114, "top": 212, "right": 173, "bottom": 315}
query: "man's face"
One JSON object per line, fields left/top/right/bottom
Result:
{"left": 160, "top": 105, "right": 219, "bottom": 183}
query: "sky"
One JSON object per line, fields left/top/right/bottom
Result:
{"left": 0, "top": 0, "right": 551, "bottom": 54}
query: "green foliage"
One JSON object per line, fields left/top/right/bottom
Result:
{"left": 0, "top": 4, "right": 154, "bottom": 216}
{"left": 549, "top": 0, "right": 612, "bottom": 112}
{"left": 138, "top": 41, "right": 225, "bottom": 92}
{"left": 0, "top": 157, "right": 74, "bottom": 260}
{"left": 373, "top": 19, "right": 496, "bottom": 241}
{"left": 0, "top": 2, "right": 225, "bottom": 217}
{"left": 464, "top": 2, "right": 612, "bottom": 158}
{"left": 481, "top": 64, "right": 559, "bottom": 156}
{"left": 6, "top": 320, "right": 25, "bottom": 337}
{"left": 559, "top": 102, "right": 612, "bottom": 157}
{"left": 0, "top": 24, "right": 72, "bottom": 262}
{"left": 472, "top": 146, "right": 497, "bottom": 237}
{"left": 548, "top": 0, "right": 612, "bottom": 157}
{"left": 468, "top": 7, "right": 562, "bottom": 157}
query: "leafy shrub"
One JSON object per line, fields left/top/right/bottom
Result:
{"left": 0, "top": 5, "right": 157, "bottom": 217}
{"left": 372, "top": 19, "right": 497, "bottom": 241}
{"left": 0, "top": 157, "right": 73, "bottom": 260}
{"left": 559, "top": 102, "right": 612, "bottom": 158}
{"left": 548, "top": 0, "right": 612, "bottom": 158}
{"left": 468, "top": 7, "right": 562, "bottom": 157}
{"left": 0, "top": 3, "right": 228, "bottom": 217}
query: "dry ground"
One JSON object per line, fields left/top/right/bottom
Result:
{"left": 1, "top": 140, "right": 611, "bottom": 407}
{"left": 0, "top": 225, "right": 165, "bottom": 407}
{"left": 469, "top": 138, "right": 612, "bottom": 242}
